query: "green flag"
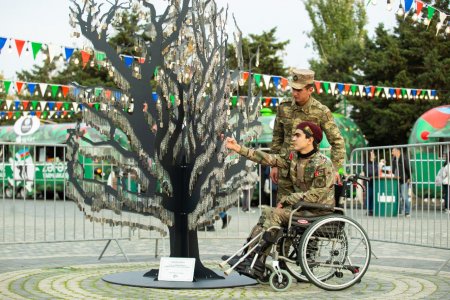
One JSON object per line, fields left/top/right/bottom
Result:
{"left": 4, "top": 81, "right": 11, "bottom": 94}
{"left": 51, "top": 85, "right": 59, "bottom": 98}
{"left": 31, "top": 42, "right": 42, "bottom": 59}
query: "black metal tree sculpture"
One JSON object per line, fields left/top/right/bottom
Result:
{"left": 66, "top": 0, "right": 261, "bottom": 286}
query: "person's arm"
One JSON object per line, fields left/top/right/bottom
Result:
{"left": 280, "top": 160, "right": 335, "bottom": 207}
{"left": 225, "top": 137, "right": 289, "bottom": 169}
{"left": 321, "top": 110, "right": 345, "bottom": 170}
{"left": 271, "top": 107, "right": 284, "bottom": 154}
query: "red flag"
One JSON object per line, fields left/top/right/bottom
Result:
{"left": 80, "top": 50, "right": 91, "bottom": 68}
{"left": 56, "top": 102, "right": 63, "bottom": 110}
{"left": 15, "top": 39, "right": 26, "bottom": 57}
{"left": 22, "top": 100, "right": 29, "bottom": 110}
{"left": 36, "top": 111, "right": 42, "bottom": 118}
{"left": 105, "top": 90, "right": 111, "bottom": 99}
{"left": 242, "top": 72, "right": 249, "bottom": 81}
{"left": 370, "top": 86, "right": 376, "bottom": 98}
{"left": 281, "top": 77, "right": 288, "bottom": 89}
{"left": 344, "top": 84, "right": 351, "bottom": 95}
{"left": 314, "top": 81, "right": 321, "bottom": 94}
{"left": 16, "top": 81, "right": 24, "bottom": 93}
{"left": 61, "top": 86, "right": 69, "bottom": 98}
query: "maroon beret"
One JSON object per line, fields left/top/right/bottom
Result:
{"left": 296, "top": 121, "right": 323, "bottom": 144}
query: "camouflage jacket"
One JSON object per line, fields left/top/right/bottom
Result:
{"left": 271, "top": 96, "right": 345, "bottom": 170}
{"left": 238, "top": 146, "right": 335, "bottom": 208}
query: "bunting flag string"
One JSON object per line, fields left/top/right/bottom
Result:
{"left": 368, "top": 0, "right": 450, "bottom": 35}
{"left": 233, "top": 70, "right": 439, "bottom": 100}
{"left": 0, "top": 35, "right": 147, "bottom": 67}
{"left": 0, "top": 110, "right": 77, "bottom": 120}
{"left": 0, "top": 34, "right": 441, "bottom": 102}
{"left": 0, "top": 80, "right": 125, "bottom": 102}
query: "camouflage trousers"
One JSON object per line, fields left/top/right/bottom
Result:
{"left": 248, "top": 206, "right": 291, "bottom": 241}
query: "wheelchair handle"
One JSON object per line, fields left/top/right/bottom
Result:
{"left": 343, "top": 173, "right": 370, "bottom": 183}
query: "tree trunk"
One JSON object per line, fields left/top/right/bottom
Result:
{"left": 144, "top": 162, "right": 223, "bottom": 280}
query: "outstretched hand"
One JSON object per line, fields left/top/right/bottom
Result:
{"left": 225, "top": 137, "right": 241, "bottom": 153}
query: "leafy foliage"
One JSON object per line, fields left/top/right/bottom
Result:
{"left": 305, "top": 0, "right": 449, "bottom": 146}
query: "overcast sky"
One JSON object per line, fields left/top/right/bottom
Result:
{"left": 0, "top": 0, "right": 396, "bottom": 79}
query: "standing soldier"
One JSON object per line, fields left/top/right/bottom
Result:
{"left": 270, "top": 69, "right": 345, "bottom": 199}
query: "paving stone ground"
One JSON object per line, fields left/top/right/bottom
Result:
{"left": 0, "top": 206, "right": 449, "bottom": 299}
{"left": 0, "top": 261, "right": 449, "bottom": 300}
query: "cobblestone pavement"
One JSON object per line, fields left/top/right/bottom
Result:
{"left": 0, "top": 237, "right": 449, "bottom": 299}
{"left": 0, "top": 261, "right": 449, "bottom": 299}
{"left": 1, "top": 206, "right": 450, "bottom": 299}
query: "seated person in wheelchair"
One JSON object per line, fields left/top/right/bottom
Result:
{"left": 224, "top": 121, "right": 336, "bottom": 278}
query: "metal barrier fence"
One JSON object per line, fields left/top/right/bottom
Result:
{"left": 0, "top": 142, "right": 165, "bottom": 258}
{"left": 346, "top": 142, "right": 450, "bottom": 250}
{"left": 1, "top": 142, "right": 448, "bottom": 262}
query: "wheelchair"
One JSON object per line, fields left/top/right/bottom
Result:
{"left": 219, "top": 174, "right": 371, "bottom": 292}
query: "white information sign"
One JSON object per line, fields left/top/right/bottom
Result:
{"left": 158, "top": 257, "right": 196, "bottom": 282}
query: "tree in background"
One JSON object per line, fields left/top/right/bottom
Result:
{"left": 304, "top": 0, "right": 367, "bottom": 83}
{"left": 304, "top": 0, "right": 448, "bottom": 146}
{"left": 356, "top": 0, "right": 449, "bottom": 145}
{"left": 67, "top": 0, "right": 261, "bottom": 280}
{"left": 227, "top": 27, "right": 289, "bottom": 77}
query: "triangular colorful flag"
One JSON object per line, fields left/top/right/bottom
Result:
{"left": 31, "top": 42, "right": 42, "bottom": 59}
{"left": 0, "top": 37, "right": 7, "bottom": 51}
{"left": 64, "top": 47, "right": 75, "bottom": 61}
{"left": 272, "top": 76, "right": 280, "bottom": 89}
{"left": 51, "top": 85, "right": 59, "bottom": 98}
{"left": 80, "top": 50, "right": 91, "bottom": 68}
{"left": 22, "top": 100, "right": 29, "bottom": 110}
{"left": 314, "top": 81, "right": 322, "bottom": 93}
{"left": 281, "top": 78, "right": 288, "bottom": 89}
{"left": 123, "top": 55, "right": 134, "bottom": 68}
{"left": 262, "top": 75, "right": 271, "bottom": 89}
{"left": 61, "top": 86, "right": 69, "bottom": 98}
{"left": 16, "top": 81, "right": 24, "bottom": 93}
{"left": 27, "top": 83, "right": 37, "bottom": 95}
{"left": 14, "top": 39, "right": 26, "bottom": 57}
{"left": 3, "top": 81, "right": 12, "bottom": 94}
{"left": 253, "top": 74, "right": 261, "bottom": 87}
{"left": 39, "top": 83, "right": 48, "bottom": 96}
{"left": 40, "top": 101, "right": 47, "bottom": 111}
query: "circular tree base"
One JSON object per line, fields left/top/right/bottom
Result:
{"left": 103, "top": 270, "right": 258, "bottom": 289}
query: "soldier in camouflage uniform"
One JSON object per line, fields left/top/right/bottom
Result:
{"left": 223, "top": 122, "right": 335, "bottom": 278}
{"left": 270, "top": 69, "right": 345, "bottom": 200}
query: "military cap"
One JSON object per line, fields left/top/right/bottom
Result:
{"left": 289, "top": 68, "right": 315, "bottom": 90}
{"left": 296, "top": 121, "right": 323, "bottom": 144}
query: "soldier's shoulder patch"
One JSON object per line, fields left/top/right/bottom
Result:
{"left": 314, "top": 175, "right": 326, "bottom": 188}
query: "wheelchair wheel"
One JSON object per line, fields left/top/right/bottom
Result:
{"left": 256, "top": 263, "right": 274, "bottom": 285}
{"left": 269, "top": 269, "right": 292, "bottom": 292}
{"left": 280, "top": 236, "right": 308, "bottom": 282}
{"left": 299, "top": 215, "right": 371, "bottom": 291}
